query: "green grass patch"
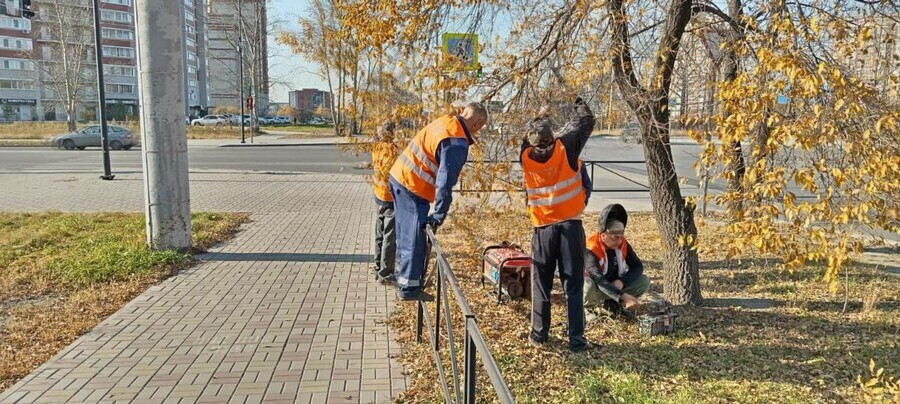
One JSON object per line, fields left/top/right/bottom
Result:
{"left": 0, "top": 212, "right": 247, "bottom": 299}
{"left": 0, "top": 211, "right": 247, "bottom": 391}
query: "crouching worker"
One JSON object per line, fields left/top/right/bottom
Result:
{"left": 584, "top": 203, "right": 650, "bottom": 317}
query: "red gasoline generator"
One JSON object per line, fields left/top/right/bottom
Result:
{"left": 481, "top": 242, "right": 532, "bottom": 303}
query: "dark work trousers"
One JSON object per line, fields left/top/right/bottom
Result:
{"left": 373, "top": 202, "right": 396, "bottom": 280}
{"left": 530, "top": 220, "right": 587, "bottom": 350}
{"left": 390, "top": 178, "right": 430, "bottom": 297}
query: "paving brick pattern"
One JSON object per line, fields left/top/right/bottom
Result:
{"left": 0, "top": 172, "right": 407, "bottom": 403}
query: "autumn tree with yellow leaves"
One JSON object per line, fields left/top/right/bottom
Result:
{"left": 280, "top": 0, "right": 898, "bottom": 303}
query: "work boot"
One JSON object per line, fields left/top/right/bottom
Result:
{"left": 399, "top": 289, "right": 434, "bottom": 302}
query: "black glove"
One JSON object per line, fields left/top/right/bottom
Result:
{"left": 574, "top": 97, "right": 592, "bottom": 117}
{"left": 425, "top": 214, "right": 443, "bottom": 232}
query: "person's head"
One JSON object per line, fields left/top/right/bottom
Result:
{"left": 526, "top": 117, "right": 554, "bottom": 149}
{"left": 377, "top": 120, "right": 395, "bottom": 142}
{"left": 459, "top": 102, "right": 488, "bottom": 135}
{"left": 600, "top": 220, "right": 626, "bottom": 249}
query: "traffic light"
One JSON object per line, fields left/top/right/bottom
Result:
{"left": 21, "top": 0, "right": 33, "bottom": 19}
{"left": 2, "top": 0, "right": 33, "bottom": 18}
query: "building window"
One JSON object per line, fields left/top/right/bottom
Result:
{"left": 185, "top": 37, "right": 196, "bottom": 48}
{"left": 102, "top": 0, "right": 133, "bottom": 5}
{"left": 185, "top": 10, "right": 194, "bottom": 22}
{"left": 0, "top": 79, "right": 33, "bottom": 90}
{"left": 0, "top": 58, "right": 32, "bottom": 70}
{"left": 184, "top": 0, "right": 193, "bottom": 8}
{"left": 102, "top": 46, "right": 135, "bottom": 58}
{"left": 101, "top": 28, "right": 134, "bottom": 41}
{"left": 104, "top": 65, "right": 136, "bottom": 76}
{"left": 100, "top": 10, "right": 133, "bottom": 23}
{"left": 187, "top": 52, "right": 196, "bottom": 61}
{"left": 186, "top": 24, "right": 195, "bottom": 35}
{"left": 106, "top": 84, "right": 135, "bottom": 94}
{"left": 0, "top": 16, "right": 31, "bottom": 32}
{"left": 187, "top": 65, "right": 197, "bottom": 74}
{"left": 188, "top": 79, "right": 198, "bottom": 88}
{"left": 0, "top": 36, "right": 32, "bottom": 50}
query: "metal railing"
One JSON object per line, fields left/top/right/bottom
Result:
{"left": 459, "top": 159, "right": 651, "bottom": 193}
{"left": 416, "top": 225, "right": 515, "bottom": 404}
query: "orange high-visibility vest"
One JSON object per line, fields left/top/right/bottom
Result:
{"left": 521, "top": 139, "right": 586, "bottom": 227}
{"left": 372, "top": 142, "right": 397, "bottom": 202}
{"left": 389, "top": 115, "right": 470, "bottom": 202}
{"left": 585, "top": 232, "right": 629, "bottom": 277}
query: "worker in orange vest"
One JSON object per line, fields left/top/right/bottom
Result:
{"left": 584, "top": 204, "right": 649, "bottom": 318}
{"left": 372, "top": 121, "right": 399, "bottom": 284}
{"left": 389, "top": 103, "right": 488, "bottom": 300}
{"left": 521, "top": 97, "right": 595, "bottom": 352}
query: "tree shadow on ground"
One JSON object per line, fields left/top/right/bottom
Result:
{"left": 564, "top": 306, "right": 900, "bottom": 402}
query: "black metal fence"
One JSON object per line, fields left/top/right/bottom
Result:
{"left": 460, "top": 160, "right": 651, "bottom": 193}
{"left": 415, "top": 225, "right": 515, "bottom": 404}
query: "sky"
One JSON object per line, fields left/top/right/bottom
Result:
{"left": 267, "top": 0, "right": 321, "bottom": 103}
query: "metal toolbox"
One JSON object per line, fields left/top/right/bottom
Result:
{"left": 481, "top": 242, "right": 532, "bottom": 303}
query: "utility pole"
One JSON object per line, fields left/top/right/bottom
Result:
{"left": 238, "top": 0, "right": 246, "bottom": 143}
{"left": 135, "top": 0, "right": 192, "bottom": 250}
{"left": 91, "top": 0, "right": 114, "bottom": 180}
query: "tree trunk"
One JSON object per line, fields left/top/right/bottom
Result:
{"left": 609, "top": 0, "right": 702, "bottom": 305}
{"left": 722, "top": 0, "right": 747, "bottom": 218}
{"left": 643, "top": 112, "right": 702, "bottom": 304}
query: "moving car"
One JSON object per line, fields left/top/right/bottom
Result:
{"left": 51, "top": 125, "right": 136, "bottom": 150}
{"left": 191, "top": 115, "right": 228, "bottom": 126}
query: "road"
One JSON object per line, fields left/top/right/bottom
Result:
{"left": 0, "top": 144, "right": 370, "bottom": 174}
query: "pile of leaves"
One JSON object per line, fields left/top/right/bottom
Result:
{"left": 389, "top": 206, "right": 899, "bottom": 403}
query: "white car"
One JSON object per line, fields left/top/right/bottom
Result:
{"left": 274, "top": 116, "right": 291, "bottom": 124}
{"left": 259, "top": 116, "right": 274, "bottom": 124}
{"left": 230, "top": 114, "right": 251, "bottom": 125}
{"left": 191, "top": 115, "right": 228, "bottom": 126}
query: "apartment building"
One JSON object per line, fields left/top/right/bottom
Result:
{"left": 207, "top": 0, "right": 268, "bottom": 114}
{"left": 0, "top": 0, "right": 208, "bottom": 122}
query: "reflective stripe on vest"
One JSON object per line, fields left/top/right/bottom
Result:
{"left": 521, "top": 139, "right": 586, "bottom": 227}
{"left": 389, "top": 115, "right": 469, "bottom": 202}
{"left": 397, "top": 153, "right": 436, "bottom": 186}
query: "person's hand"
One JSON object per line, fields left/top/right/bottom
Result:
{"left": 620, "top": 294, "right": 640, "bottom": 309}
{"left": 573, "top": 97, "right": 592, "bottom": 116}
{"left": 425, "top": 214, "right": 443, "bottom": 231}
{"left": 612, "top": 279, "right": 624, "bottom": 290}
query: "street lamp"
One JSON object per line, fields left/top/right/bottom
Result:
{"left": 238, "top": 0, "right": 245, "bottom": 143}
{"left": 92, "top": 0, "right": 114, "bottom": 180}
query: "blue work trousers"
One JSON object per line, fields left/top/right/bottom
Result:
{"left": 390, "top": 178, "right": 430, "bottom": 298}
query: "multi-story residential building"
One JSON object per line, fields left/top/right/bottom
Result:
{"left": 0, "top": 0, "right": 208, "bottom": 122}
{"left": 207, "top": 0, "right": 268, "bottom": 115}
{"left": 288, "top": 88, "right": 331, "bottom": 113}
{"left": 0, "top": 12, "right": 36, "bottom": 121}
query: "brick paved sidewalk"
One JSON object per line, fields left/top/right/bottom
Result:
{"left": 0, "top": 172, "right": 407, "bottom": 403}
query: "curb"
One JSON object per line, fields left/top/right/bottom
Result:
{"left": 218, "top": 142, "right": 358, "bottom": 148}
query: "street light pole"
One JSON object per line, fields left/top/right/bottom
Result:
{"left": 238, "top": 0, "right": 245, "bottom": 143}
{"left": 92, "top": 0, "right": 114, "bottom": 180}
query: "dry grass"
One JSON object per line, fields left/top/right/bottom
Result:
{"left": 269, "top": 124, "right": 336, "bottom": 139}
{"left": 0, "top": 122, "right": 252, "bottom": 141}
{"left": 0, "top": 212, "right": 248, "bottom": 391}
{"left": 390, "top": 206, "right": 900, "bottom": 403}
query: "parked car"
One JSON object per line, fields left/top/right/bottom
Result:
{"left": 274, "top": 116, "right": 291, "bottom": 124}
{"left": 258, "top": 116, "right": 274, "bottom": 124}
{"left": 191, "top": 115, "right": 228, "bottom": 126}
{"left": 306, "top": 117, "right": 326, "bottom": 125}
{"left": 229, "top": 114, "right": 251, "bottom": 125}
{"left": 619, "top": 121, "right": 643, "bottom": 144}
{"left": 51, "top": 125, "right": 136, "bottom": 151}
